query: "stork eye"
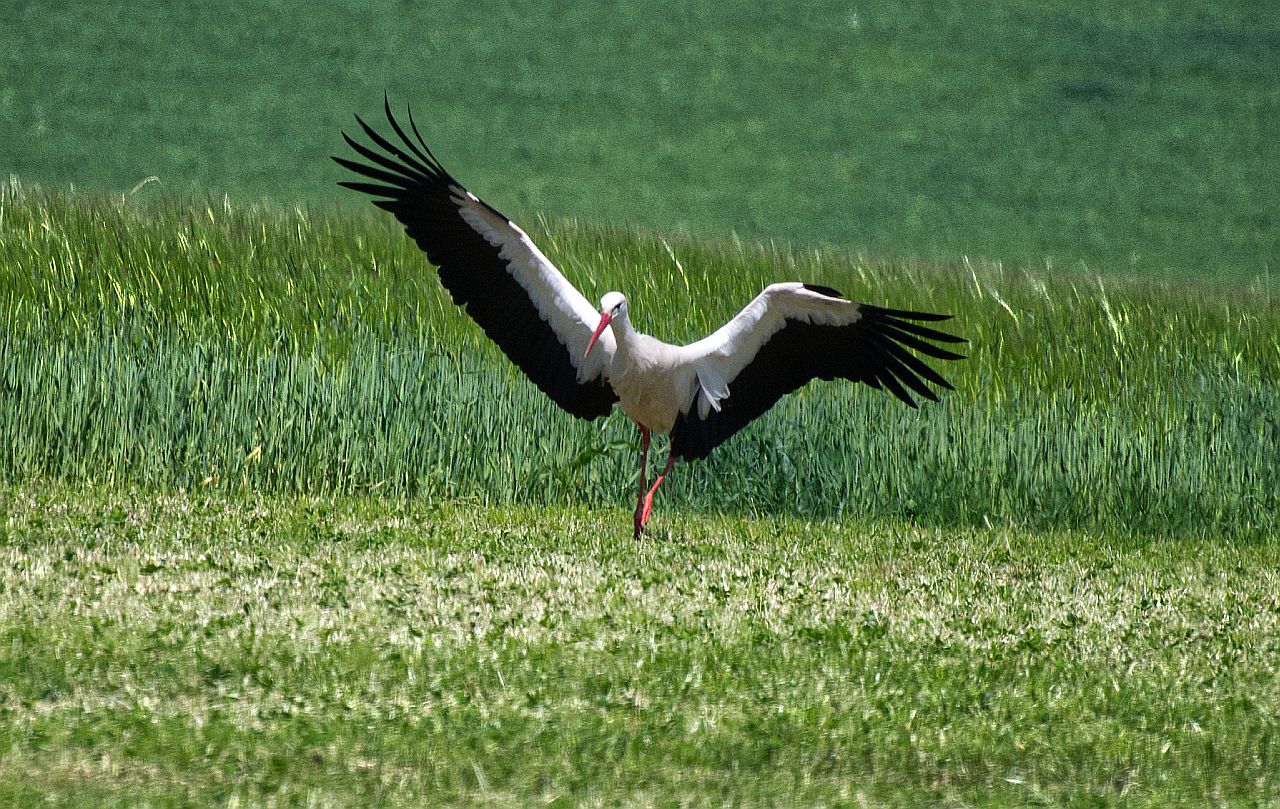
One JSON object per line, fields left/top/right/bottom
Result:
{"left": 612, "top": 303, "right": 622, "bottom": 314}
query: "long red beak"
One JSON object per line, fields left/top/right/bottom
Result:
{"left": 584, "top": 311, "right": 612, "bottom": 357}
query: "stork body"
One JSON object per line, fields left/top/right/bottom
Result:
{"left": 596, "top": 302, "right": 692, "bottom": 434}
{"left": 589, "top": 295, "right": 697, "bottom": 535}
{"left": 335, "top": 98, "right": 966, "bottom": 537}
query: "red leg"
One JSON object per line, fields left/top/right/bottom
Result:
{"left": 633, "top": 427, "right": 650, "bottom": 540}
{"left": 639, "top": 453, "right": 677, "bottom": 533}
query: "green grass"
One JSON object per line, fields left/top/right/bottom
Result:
{"left": 1, "top": 483, "right": 1277, "bottom": 807}
{"left": 1, "top": 165, "right": 1276, "bottom": 802}
{"left": 3, "top": 0, "right": 1277, "bottom": 279}
{"left": 4, "top": 8, "right": 1278, "bottom": 806}
{"left": 2, "top": 183, "right": 1278, "bottom": 538}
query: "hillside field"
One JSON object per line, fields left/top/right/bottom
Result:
{"left": 3, "top": 0, "right": 1277, "bottom": 279}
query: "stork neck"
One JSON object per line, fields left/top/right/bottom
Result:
{"left": 607, "top": 313, "right": 641, "bottom": 354}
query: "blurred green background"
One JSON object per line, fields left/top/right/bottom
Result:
{"left": 3, "top": 1, "right": 1277, "bottom": 280}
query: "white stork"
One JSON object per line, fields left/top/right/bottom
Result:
{"left": 335, "top": 98, "right": 965, "bottom": 538}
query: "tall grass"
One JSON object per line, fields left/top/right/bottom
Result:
{"left": 2, "top": 183, "right": 1277, "bottom": 536}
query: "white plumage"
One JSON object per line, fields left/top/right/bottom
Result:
{"left": 336, "top": 98, "right": 965, "bottom": 537}
{"left": 592, "top": 284, "right": 863, "bottom": 431}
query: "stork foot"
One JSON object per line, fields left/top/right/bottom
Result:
{"left": 635, "top": 454, "right": 676, "bottom": 537}
{"left": 632, "top": 425, "right": 650, "bottom": 541}
{"left": 639, "top": 492, "right": 656, "bottom": 530}
{"left": 631, "top": 492, "right": 657, "bottom": 538}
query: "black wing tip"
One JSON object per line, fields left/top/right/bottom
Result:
{"left": 803, "top": 284, "right": 846, "bottom": 299}
{"left": 862, "top": 303, "right": 956, "bottom": 323}
{"left": 869, "top": 309, "right": 968, "bottom": 346}
{"left": 382, "top": 91, "right": 403, "bottom": 127}
{"left": 336, "top": 95, "right": 453, "bottom": 185}
{"left": 330, "top": 155, "right": 368, "bottom": 174}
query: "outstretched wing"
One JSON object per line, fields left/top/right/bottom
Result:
{"left": 670, "top": 283, "right": 965, "bottom": 460}
{"left": 333, "top": 97, "right": 617, "bottom": 420}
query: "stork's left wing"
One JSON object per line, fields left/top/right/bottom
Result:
{"left": 333, "top": 97, "right": 617, "bottom": 420}
{"left": 670, "top": 283, "right": 965, "bottom": 460}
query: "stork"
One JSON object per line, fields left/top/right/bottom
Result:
{"left": 335, "top": 98, "right": 966, "bottom": 538}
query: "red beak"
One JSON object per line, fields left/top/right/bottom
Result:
{"left": 584, "top": 310, "right": 612, "bottom": 357}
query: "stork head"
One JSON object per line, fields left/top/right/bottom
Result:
{"left": 585, "top": 292, "right": 627, "bottom": 357}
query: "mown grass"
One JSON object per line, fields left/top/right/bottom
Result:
{"left": 1, "top": 483, "right": 1277, "bottom": 807}
{"left": 4, "top": 0, "right": 1277, "bottom": 279}
{"left": 2, "top": 183, "right": 1278, "bottom": 537}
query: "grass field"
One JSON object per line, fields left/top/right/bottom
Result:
{"left": 2, "top": 484, "right": 1279, "bottom": 807}
{"left": 4, "top": 0, "right": 1277, "bottom": 279}
{"left": 1, "top": 184, "right": 1278, "bottom": 804}
{"left": 3, "top": 5, "right": 1279, "bottom": 802}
